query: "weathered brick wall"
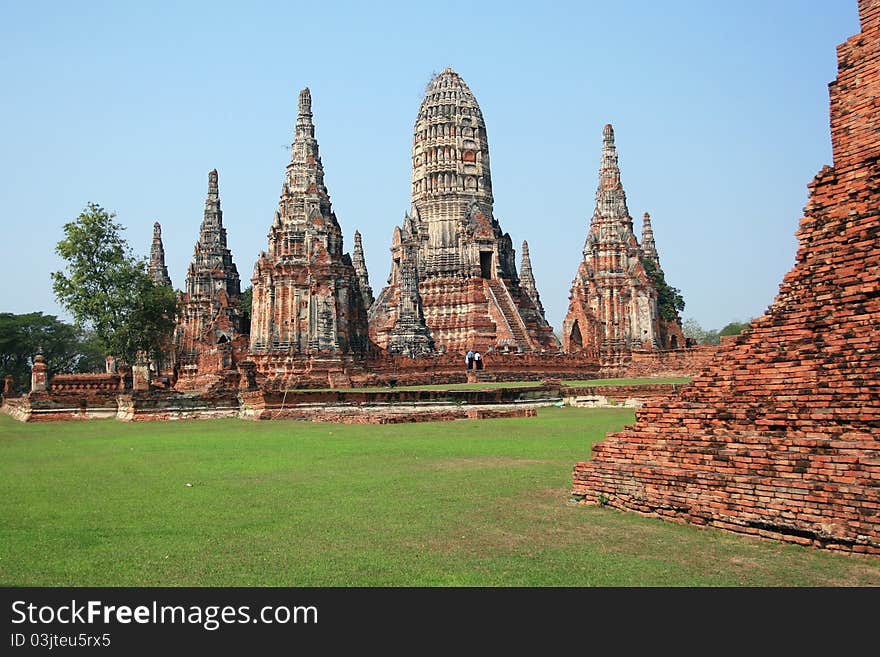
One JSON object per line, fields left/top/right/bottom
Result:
{"left": 6, "top": 392, "right": 120, "bottom": 422}
{"left": 562, "top": 383, "right": 686, "bottom": 404}
{"left": 573, "top": 0, "right": 880, "bottom": 555}
{"left": 116, "top": 391, "right": 240, "bottom": 422}
{"left": 616, "top": 346, "right": 717, "bottom": 378}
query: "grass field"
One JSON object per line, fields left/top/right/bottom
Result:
{"left": 1, "top": 408, "right": 877, "bottom": 586}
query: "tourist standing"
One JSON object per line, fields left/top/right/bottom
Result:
{"left": 466, "top": 350, "right": 475, "bottom": 370}
{"left": 474, "top": 351, "right": 483, "bottom": 370}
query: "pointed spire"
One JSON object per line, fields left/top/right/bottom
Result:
{"left": 519, "top": 240, "right": 547, "bottom": 319}
{"left": 185, "top": 168, "right": 241, "bottom": 300}
{"left": 641, "top": 212, "right": 659, "bottom": 266}
{"left": 200, "top": 168, "right": 227, "bottom": 248}
{"left": 298, "top": 87, "right": 312, "bottom": 118}
{"left": 352, "top": 230, "right": 374, "bottom": 309}
{"left": 520, "top": 240, "right": 536, "bottom": 290}
{"left": 293, "top": 87, "right": 317, "bottom": 146}
{"left": 208, "top": 168, "right": 219, "bottom": 198}
{"left": 283, "top": 87, "right": 330, "bottom": 208}
{"left": 148, "top": 221, "right": 172, "bottom": 287}
{"left": 593, "top": 123, "right": 631, "bottom": 227}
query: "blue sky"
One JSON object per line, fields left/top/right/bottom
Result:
{"left": 0, "top": 0, "right": 861, "bottom": 334}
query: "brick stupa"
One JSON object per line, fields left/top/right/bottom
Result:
{"left": 572, "top": 0, "right": 880, "bottom": 554}
{"left": 369, "top": 68, "right": 559, "bottom": 355}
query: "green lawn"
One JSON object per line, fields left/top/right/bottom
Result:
{"left": 0, "top": 408, "right": 875, "bottom": 586}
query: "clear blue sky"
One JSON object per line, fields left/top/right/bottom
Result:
{"left": 0, "top": 0, "right": 861, "bottom": 334}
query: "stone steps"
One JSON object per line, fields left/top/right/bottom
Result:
{"left": 486, "top": 279, "right": 532, "bottom": 351}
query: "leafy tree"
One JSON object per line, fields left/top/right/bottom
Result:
{"left": 719, "top": 321, "right": 750, "bottom": 336}
{"left": 642, "top": 258, "right": 685, "bottom": 322}
{"left": 0, "top": 312, "right": 105, "bottom": 392}
{"left": 682, "top": 318, "right": 720, "bottom": 346}
{"left": 51, "top": 203, "right": 178, "bottom": 364}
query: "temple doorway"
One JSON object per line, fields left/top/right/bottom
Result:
{"left": 569, "top": 321, "right": 583, "bottom": 350}
{"left": 480, "top": 251, "right": 493, "bottom": 279}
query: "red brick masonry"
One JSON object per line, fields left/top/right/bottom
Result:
{"left": 573, "top": 0, "right": 880, "bottom": 555}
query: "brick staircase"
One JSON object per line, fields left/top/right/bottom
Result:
{"left": 486, "top": 279, "right": 533, "bottom": 351}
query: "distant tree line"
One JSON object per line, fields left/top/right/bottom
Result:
{"left": 0, "top": 312, "right": 105, "bottom": 393}
{"left": 682, "top": 318, "right": 751, "bottom": 346}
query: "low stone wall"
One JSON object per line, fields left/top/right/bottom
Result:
{"left": 1, "top": 397, "right": 32, "bottom": 422}
{"left": 239, "top": 384, "right": 562, "bottom": 419}
{"left": 116, "top": 391, "right": 240, "bottom": 422}
{"left": 562, "top": 383, "right": 688, "bottom": 408}
{"left": 617, "top": 346, "right": 717, "bottom": 378}
{"left": 4, "top": 392, "right": 119, "bottom": 422}
{"left": 242, "top": 405, "right": 537, "bottom": 423}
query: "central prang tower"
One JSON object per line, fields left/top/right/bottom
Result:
{"left": 369, "top": 68, "right": 558, "bottom": 355}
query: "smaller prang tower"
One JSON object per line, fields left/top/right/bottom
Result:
{"left": 147, "top": 222, "right": 172, "bottom": 287}
{"left": 175, "top": 169, "right": 244, "bottom": 361}
{"left": 352, "top": 230, "right": 375, "bottom": 311}
{"left": 562, "top": 124, "right": 683, "bottom": 355}
{"left": 249, "top": 88, "right": 370, "bottom": 355}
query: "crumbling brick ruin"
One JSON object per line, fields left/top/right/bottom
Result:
{"left": 248, "top": 88, "right": 372, "bottom": 384}
{"left": 573, "top": 0, "right": 880, "bottom": 554}
{"left": 369, "top": 68, "right": 560, "bottom": 356}
{"left": 563, "top": 125, "right": 685, "bottom": 360}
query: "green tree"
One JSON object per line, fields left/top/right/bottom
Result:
{"left": 51, "top": 203, "right": 178, "bottom": 364}
{"left": 642, "top": 258, "right": 685, "bottom": 322}
{"left": 682, "top": 317, "right": 720, "bottom": 346}
{"left": 0, "top": 312, "right": 105, "bottom": 392}
{"left": 238, "top": 285, "right": 253, "bottom": 334}
{"left": 719, "top": 321, "right": 750, "bottom": 337}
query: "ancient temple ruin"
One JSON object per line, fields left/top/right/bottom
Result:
{"left": 249, "top": 88, "right": 370, "bottom": 358}
{"left": 147, "top": 222, "right": 172, "bottom": 288}
{"left": 174, "top": 169, "right": 245, "bottom": 384}
{"left": 563, "top": 125, "right": 684, "bottom": 355}
{"left": 369, "top": 68, "right": 559, "bottom": 355}
{"left": 573, "top": 0, "right": 880, "bottom": 555}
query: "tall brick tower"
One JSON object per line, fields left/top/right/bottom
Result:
{"left": 573, "top": 0, "right": 880, "bottom": 554}
{"left": 369, "top": 68, "right": 559, "bottom": 355}
{"left": 147, "top": 221, "right": 172, "bottom": 288}
{"left": 175, "top": 169, "right": 244, "bottom": 360}
{"left": 249, "top": 88, "right": 369, "bottom": 356}
{"left": 562, "top": 125, "right": 683, "bottom": 355}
